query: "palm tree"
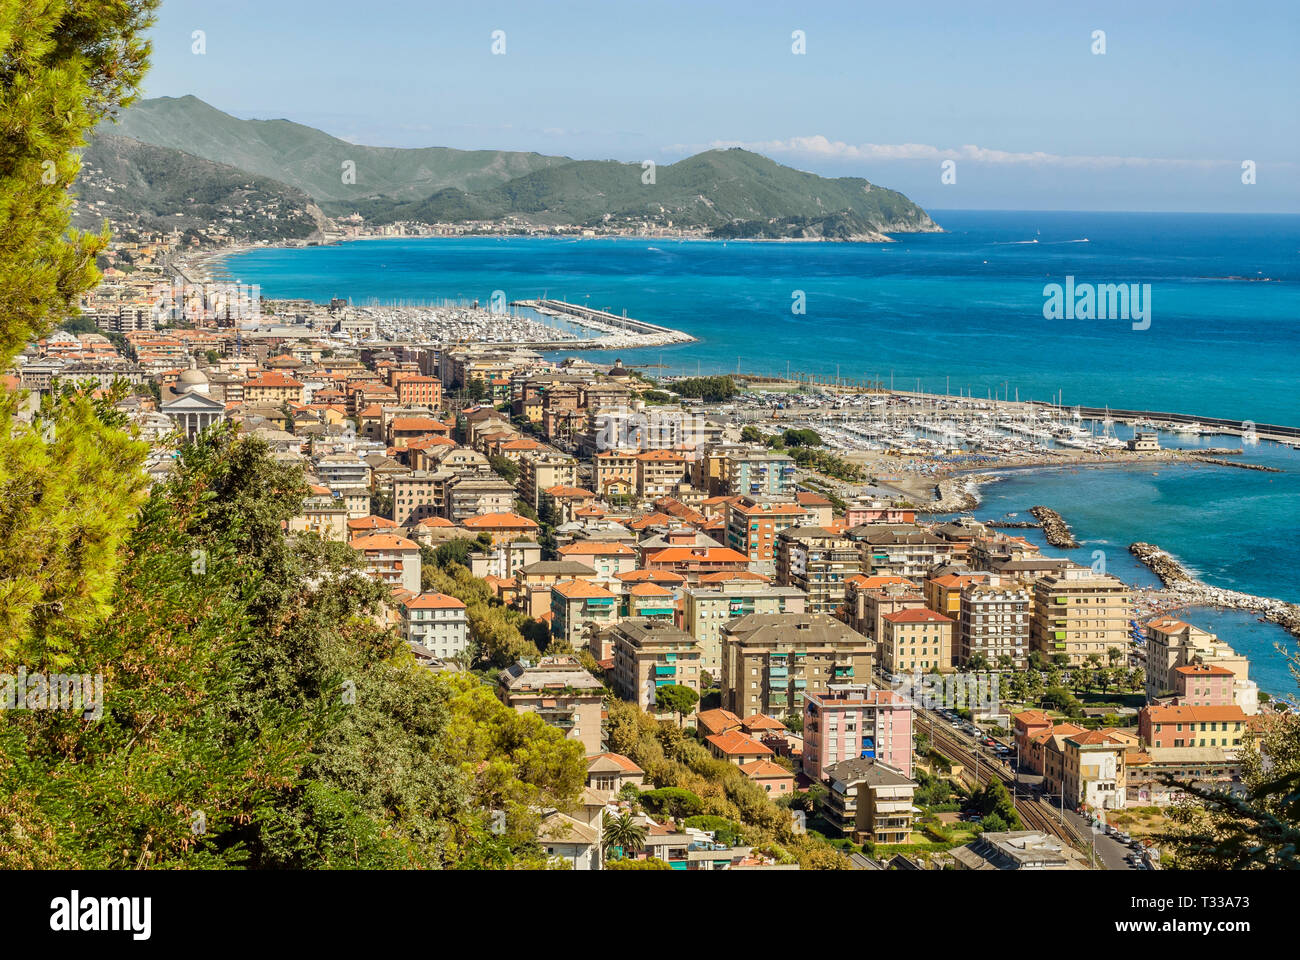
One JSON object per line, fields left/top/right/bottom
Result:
{"left": 602, "top": 812, "right": 647, "bottom": 861}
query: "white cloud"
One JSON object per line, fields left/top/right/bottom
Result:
{"left": 673, "top": 135, "right": 1236, "bottom": 169}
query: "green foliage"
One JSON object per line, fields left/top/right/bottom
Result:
{"left": 640, "top": 787, "right": 704, "bottom": 820}
{"left": 781, "top": 428, "right": 821, "bottom": 447}
{"left": 683, "top": 815, "right": 744, "bottom": 846}
{"left": 488, "top": 454, "right": 519, "bottom": 485}
{"left": 787, "top": 446, "right": 865, "bottom": 481}
{"left": 971, "top": 777, "right": 1022, "bottom": 830}
{"left": 655, "top": 683, "right": 699, "bottom": 726}
{"left": 666, "top": 376, "right": 738, "bottom": 403}
{"left": 0, "top": 0, "right": 158, "bottom": 366}
{"left": 1043, "top": 685, "right": 1084, "bottom": 717}
{"left": 0, "top": 384, "right": 150, "bottom": 664}
{"left": 0, "top": 427, "right": 583, "bottom": 868}
{"left": 602, "top": 811, "right": 648, "bottom": 859}
{"left": 421, "top": 562, "right": 541, "bottom": 667}
{"left": 605, "top": 855, "right": 670, "bottom": 870}
{"left": 603, "top": 698, "right": 850, "bottom": 869}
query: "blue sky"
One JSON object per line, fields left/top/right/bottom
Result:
{"left": 138, "top": 0, "right": 1298, "bottom": 212}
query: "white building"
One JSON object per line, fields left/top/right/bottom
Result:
{"left": 400, "top": 592, "right": 469, "bottom": 660}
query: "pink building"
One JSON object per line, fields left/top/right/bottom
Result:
{"left": 802, "top": 684, "right": 914, "bottom": 782}
{"left": 1171, "top": 663, "right": 1235, "bottom": 707}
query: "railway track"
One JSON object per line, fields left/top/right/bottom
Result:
{"left": 922, "top": 716, "right": 1091, "bottom": 854}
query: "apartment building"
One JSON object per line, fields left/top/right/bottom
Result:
{"left": 802, "top": 684, "right": 914, "bottom": 782}
{"left": 720, "top": 613, "right": 876, "bottom": 720}
{"left": 395, "top": 374, "right": 442, "bottom": 408}
{"left": 1143, "top": 616, "right": 1256, "bottom": 711}
{"left": 243, "top": 370, "right": 304, "bottom": 404}
{"left": 958, "top": 580, "right": 1032, "bottom": 669}
{"left": 844, "top": 579, "right": 926, "bottom": 642}
{"left": 775, "top": 525, "right": 861, "bottom": 614}
{"left": 1061, "top": 729, "right": 1129, "bottom": 812}
{"left": 724, "top": 449, "right": 797, "bottom": 497}
{"left": 608, "top": 619, "right": 703, "bottom": 719}
{"left": 1138, "top": 704, "right": 1249, "bottom": 754}
{"left": 682, "top": 580, "right": 806, "bottom": 678}
{"left": 497, "top": 656, "right": 606, "bottom": 756}
{"left": 550, "top": 579, "right": 620, "bottom": 647}
{"left": 849, "top": 524, "right": 954, "bottom": 579}
{"left": 393, "top": 470, "right": 448, "bottom": 525}
{"left": 593, "top": 450, "right": 638, "bottom": 500}
{"left": 923, "top": 572, "right": 989, "bottom": 621}
{"left": 820, "top": 757, "right": 916, "bottom": 845}
{"left": 879, "top": 607, "right": 955, "bottom": 677}
{"left": 556, "top": 541, "right": 639, "bottom": 584}
{"left": 444, "top": 474, "right": 517, "bottom": 522}
{"left": 349, "top": 533, "right": 421, "bottom": 594}
{"left": 1170, "top": 663, "right": 1237, "bottom": 707}
{"left": 635, "top": 449, "right": 689, "bottom": 499}
{"left": 1030, "top": 566, "right": 1132, "bottom": 666}
{"left": 725, "top": 498, "right": 805, "bottom": 573}
{"left": 519, "top": 452, "right": 579, "bottom": 511}
{"left": 401, "top": 592, "right": 469, "bottom": 661}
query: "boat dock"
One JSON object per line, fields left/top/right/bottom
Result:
{"left": 511, "top": 298, "right": 696, "bottom": 344}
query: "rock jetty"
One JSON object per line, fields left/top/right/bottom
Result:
{"left": 1029, "top": 506, "right": 1080, "bottom": 548}
{"left": 1130, "top": 541, "right": 1300, "bottom": 640}
{"left": 1193, "top": 457, "right": 1282, "bottom": 473}
{"left": 914, "top": 474, "right": 999, "bottom": 513}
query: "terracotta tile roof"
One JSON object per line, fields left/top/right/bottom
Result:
{"left": 739, "top": 759, "right": 792, "bottom": 780}
{"left": 544, "top": 485, "right": 596, "bottom": 498}
{"left": 462, "top": 512, "right": 539, "bottom": 529}
{"left": 348, "top": 515, "right": 398, "bottom": 531}
{"left": 848, "top": 575, "right": 917, "bottom": 589}
{"left": 1143, "top": 704, "right": 1249, "bottom": 724}
{"left": 586, "top": 752, "right": 643, "bottom": 774}
{"left": 696, "top": 708, "right": 744, "bottom": 735}
{"left": 795, "top": 491, "right": 834, "bottom": 506}
{"left": 646, "top": 546, "right": 749, "bottom": 564}
{"left": 698, "top": 570, "right": 770, "bottom": 584}
{"left": 882, "top": 608, "right": 954, "bottom": 624}
{"left": 706, "top": 730, "right": 774, "bottom": 758}
{"left": 551, "top": 579, "right": 617, "bottom": 600}
{"left": 416, "top": 516, "right": 456, "bottom": 528}
{"left": 390, "top": 417, "right": 445, "bottom": 431}
{"left": 559, "top": 541, "right": 636, "bottom": 556}
{"left": 617, "top": 569, "right": 686, "bottom": 584}
{"left": 1173, "top": 663, "right": 1234, "bottom": 676}
{"left": 628, "top": 583, "right": 673, "bottom": 597}
{"left": 403, "top": 592, "right": 466, "bottom": 610}
{"left": 1014, "top": 710, "right": 1054, "bottom": 726}
{"left": 244, "top": 371, "right": 303, "bottom": 388}
{"left": 742, "top": 714, "right": 787, "bottom": 731}
{"left": 350, "top": 533, "right": 420, "bottom": 550}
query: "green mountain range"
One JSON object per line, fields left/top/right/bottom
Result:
{"left": 75, "top": 133, "right": 327, "bottom": 242}
{"left": 86, "top": 95, "right": 939, "bottom": 241}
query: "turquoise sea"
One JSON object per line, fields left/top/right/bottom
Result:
{"left": 224, "top": 211, "right": 1300, "bottom": 694}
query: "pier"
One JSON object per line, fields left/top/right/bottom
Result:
{"left": 511, "top": 298, "right": 696, "bottom": 344}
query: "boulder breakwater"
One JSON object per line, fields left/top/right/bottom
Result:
{"left": 1129, "top": 542, "right": 1300, "bottom": 641}
{"left": 1029, "top": 506, "right": 1080, "bottom": 548}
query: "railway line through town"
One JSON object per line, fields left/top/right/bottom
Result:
{"left": 921, "top": 712, "right": 1093, "bottom": 857}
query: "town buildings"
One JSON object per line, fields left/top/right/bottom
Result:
{"left": 802, "top": 684, "right": 914, "bottom": 781}
{"left": 719, "top": 613, "right": 876, "bottom": 720}
{"left": 497, "top": 656, "right": 606, "bottom": 755}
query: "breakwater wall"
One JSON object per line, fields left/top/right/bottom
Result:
{"left": 1130, "top": 542, "right": 1300, "bottom": 640}
{"left": 1030, "top": 506, "right": 1080, "bottom": 548}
